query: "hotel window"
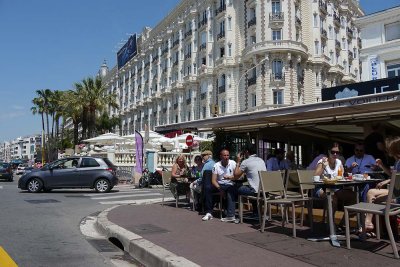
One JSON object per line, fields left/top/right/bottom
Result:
{"left": 221, "top": 100, "right": 226, "bottom": 113}
{"left": 251, "top": 93, "right": 256, "bottom": 107}
{"left": 387, "top": 63, "right": 400, "bottom": 77}
{"left": 228, "top": 43, "right": 232, "bottom": 56}
{"left": 314, "top": 41, "right": 319, "bottom": 55}
{"left": 313, "top": 14, "right": 318, "bottom": 27}
{"left": 273, "top": 90, "right": 283, "bottom": 104}
{"left": 328, "top": 26, "right": 333, "bottom": 39}
{"left": 272, "top": 0, "right": 281, "bottom": 13}
{"left": 272, "top": 60, "right": 283, "bottom": 79}
{"left": 209, "top": 29, "right": 213, "bottom": 41}
{"left": 228, "top": 17, "right": 232, "bottom": 30}
{"left": 202, "top": 106, "right": 206, "bottom": 118}
{"left": 385, "top": 22, "right": 400, "bottom": 42}
{"left": 250, "top": 35, "right": 256, "bottom": 44}
{"left": 272, "top": 29, "right": 282, "bottom": 40}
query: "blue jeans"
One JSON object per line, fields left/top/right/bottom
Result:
{"left": 204, "top": 183, "right": 236, "bottom": 217}
{"left": 238, "top": 185, "right": 258, "bottom": 214}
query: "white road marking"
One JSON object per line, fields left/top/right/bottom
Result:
{"left": 83, "top": 190, "right": 151, "bottom": 197}
{"left": 91, "top": 193, "right": 162, "bottom": 200}
{"left": 99, "top": 197, "right": 175, "bottom": 205}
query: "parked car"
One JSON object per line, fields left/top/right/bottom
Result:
{"left": 0, "top": 163, "right": 13, "bottom": 182}
{"left": 16, "top": 163, "right": 29, "bottom": 175}
{"left": 18, "top": 156, "right": 118, "bottom": 193}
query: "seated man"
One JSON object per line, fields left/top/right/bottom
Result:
{"left": 266, "top": 148, "right": 289, "bottom": 171}
{"left": 202, "top": 149, "right": 237, "bottom": 222}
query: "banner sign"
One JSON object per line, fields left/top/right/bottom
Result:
{"left": 135, "top": 130, "right": 143, "bottom": 174}
{"left": 370, "top": 56, "right": 380, "bottom": 80}
{"left": 117, "top": 34, "right": 137, "bottom": 69}
{"left": 321, "top": 76, "right": 400, "bottom": 101}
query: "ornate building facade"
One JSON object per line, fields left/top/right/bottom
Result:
{"left": 103, "top": 0, "right": 364, "bottom": 134}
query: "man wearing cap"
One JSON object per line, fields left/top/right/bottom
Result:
{"left": 266, "top": 148, "right": 289, "bottom": 171}
{"left": 201, "top": 150, "right": 215, "bottom": 176}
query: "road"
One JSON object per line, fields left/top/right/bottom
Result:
{"left": 0, "top": 175, "right": 173, "bottom": 266}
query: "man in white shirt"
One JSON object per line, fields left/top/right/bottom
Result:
{"left": 202, "top": 149, "right": 237, "bottom": 222}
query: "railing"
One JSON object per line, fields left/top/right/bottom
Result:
{"left": 347, "top": 28, "right": 353, "bottom": 39}
{"left": 269, "top": 12, "right": 284, "bottom": 22}
{"left": 173, "top": 39, "right": 180, "bottom": 48}
{"left": 198, "top": 19, "right": 207, "bottom": 29}
{"left": 348, "top": 51, "right": 354, "bottom": 61}
{"left": 270, "top": 73, "right": 285, "bottom": 82}
{"left": 199, "top": 43, "right": 207, "bottom": 51}
{"left": 184, "top": 30, "right": 192, "bottom": 39}
{"left": 247, "top": 76, "right": 257, "bottom": 86}
{"left": 184, "top": 53, "right": 192, "bottom": 60}
{"left": 248, "top": 17, "right": 256, "bottom": 28}
{"left": 218, "top": 85, "right": 226, "bottom": 93}
{"left": 243, "top": 40, "right": 308, "bottom": 58}
{"left": 162, "top": 47, "right": 169, "bottom": 55}
{"left": 157, "top": 152, "right": 201, "bottom": 168}
{"left": 217, "top": 32, "right": 225, "bottom": 40}
{"left": 320, "top": 28, "right": 327, "bottom": 39}
{"left": 319, "top": 0, "right": 327, "bottom": 14}
{"left": 333, "top": 13, "right": 340, "bottom": 26}
{"left": 335, "top": 40, "right": 341, "bottom": 50}
{"left": 296, "top": 16, "right": 302, "bottom": 25}
{"left": 215, "top": 5, "right": 226, "bottom": 16}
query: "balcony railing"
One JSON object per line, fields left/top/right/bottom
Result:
{"left": 270, "top": 73, "right": 285, "bottom": 82}
{"left": 247, "top": 77, "right": 257, "bottom": 86}
{"left": 172, "top": 39, "right": 180, "bottom": 48}
{"left": 198, "top": 19, "right": 207, "bottom": 29}
{"left": 319, "top": 0, "right": 327, "bottom": 14}
{"left": 217, "top": 32, "right": 226, "bottom": 40}
{"left": 348, "top": 51, "right": 354, "bottom": 61}
{"left": 335, "top": 40, "right": 341, "bottom": 50}
{"left": 320, "top": 28, "right": 328, "bottom": 39}
{"left": 333, "top": 13, "right": 340, "bottom": 26}
{"left": 295, "top": 16, "right": 302, "bottom": 26}
{"left": 184, "top": 53, "right": 192, "bottom": 60}
{"left": 269, "top": 12, "right": 284, "bottom": 22}
{"left": 184, "top": 30, "right": 192, "bottom": 39}
{"left": 297, "top": 75, "right": 304, "bottom": 85}
{"left": 152, "top": 55, "right": 159, "bottom": 63}
{"left": 218, "top": 85, "right": 225, "bottom": 94}
{"left": 173, "top": 60, "right": 179, "bottom": 67}
{"left": 248, "top": 17, "right": 256, "bottom": 28}
{"left": 346, "top": 28, "right": 353, "bottom": 39}
{"left": 199, "top": 43, "right": 207, "bottom": 51}
{"left": 161, "top": 47, "right": 169, "bottom": 55}
{"left": 215, "top": 5, "right": 226, "bottom": 16}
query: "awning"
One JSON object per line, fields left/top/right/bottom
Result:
{"left": 155, "top": 91, "right": 400, "bottom": 133}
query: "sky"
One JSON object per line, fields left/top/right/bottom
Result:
{"left": 0, "top": 0, "right": 398, "bottom": 142}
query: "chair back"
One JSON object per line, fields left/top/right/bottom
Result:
{"left": 386, "top": 172, "right": 400, "bottom": 212}
{"left": 285, "top": 171, "right": 300, "bottom": 191}
{"left": 162, "top": 170, "right": 172, "bottom": 186}
{"left": 258, "top": 171, "right": 285, "bottom": 200}
{"left": 297, "top": 170, "right": 316, "bottom": 191}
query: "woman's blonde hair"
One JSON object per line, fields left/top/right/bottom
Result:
{"left": 175, "top": 154, "right": 187, "bottom": 165}
{"left": 386, "top": 137, "right": 400, "bottom": 159}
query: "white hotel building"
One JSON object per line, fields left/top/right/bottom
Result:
{"left": 354, "top": 5, "right": 400, "bottom": 81}
{"left": 103, "top": 0, "right": 364, "bottom": 134}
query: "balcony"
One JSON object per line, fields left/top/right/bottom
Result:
{"left": 184, "top": 53, "right": 192, "bottom": 60}
{"left": 319, "top": 0, "right": 327, "bottom": 15}
{"left": 335, "top": 40, "right": 341, "bottom": 51}
{"left": 320, "top": 28, "right": 328, "bottom": 40}
{"left": 346, "top": 28, "right": 353, "bottom": 39}
{"left": 199, "top": 43, "right": 207, "bottom": 51}
{"left": 218, "top": 85, "right": 226, "bottom": 94}
{"left": 172, "top": 39, "right": 180, "bottom": 48}
{"left": 247, "top": 77, "right": 257, "bottom": 86}
{"left": 333, "top": 13, "right": 340, "bottom": 27}
{"left": 269, "top": 12, "right": 284, "bottom": 26}
{"left": 242, "top": 40, "right": 308, "bottom": 60}
{"left": 173, "top": 60, "right": 179, "bottom": 67}
{"left": 198, "top": 19, "right": 207, "bottom": 29}
{"left": 152, "top": 55, "right": 159, "bottom": 63}
{"left": 186, "top": 98, "right": 191, "bottom": 105}
{"left": 217, "top": 32, "right": 226, "bottom": 41}
{"left": 215, "top": 5, "right": 226, "bottom": 17}
{"left": 295, "top": 16, "right": 302, "bottom": 26}
{"left": 184, "top": 30, "right": 192, "bottom": 39}
{"left": 297, "top": 75, "right": 304, "bottom": 86}
{"left": 173, "top": 103, "right": 178, "bottom": 110}
{"left": 270, "top": 73, "right": 285, "bottom": 86}
{"left": 348, "top": 51, "right": 354, "bottom": 62}
{"left": 248, "top": 17, "right": 256, "bottom": 28}
{"left": 161, "top": 47, "right": 169, "bottom": 55}
{"left": 200, "top": 92, "right": 206, "bottom": 100}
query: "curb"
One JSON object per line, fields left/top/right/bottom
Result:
{"left": 96, "top": 205, "right": 200, "bottom": 267}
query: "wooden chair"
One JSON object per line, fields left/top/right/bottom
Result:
{"left": 258, "top": 170, "right": 312, "bottom": 237}
{"left": 344, "top": 172, "right": 400, "bottom": 259}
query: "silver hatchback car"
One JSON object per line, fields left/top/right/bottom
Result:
{"left": 18, "top": 157, "right": 118, "bottom": 193}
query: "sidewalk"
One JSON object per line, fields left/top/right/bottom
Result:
{"left": 96, "top": 202, "right": 400, "bottom": 267}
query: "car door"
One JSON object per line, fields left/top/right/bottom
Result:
{"left": 46, "top": 158, "right": 81, "bottom": 187}
{"left": 79, "top": 158, "right": 102, "bottom": 186}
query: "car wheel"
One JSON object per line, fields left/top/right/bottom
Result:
{"left": 27, "top": 178, "right": 43, "bottom": 193}
{"left": 95, "top": 178, "right": 111, "bottom": 193}
{"left": 138, "top": 177, "right": 146, "bottom": 188}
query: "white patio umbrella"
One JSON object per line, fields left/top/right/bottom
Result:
{"left": 82, "top": 133, "right": 128, "bottom": 146}
{"left": 124, "top": 131, "right": 163, "bottom": 141}
{"left": 175, "top": 133, "right": 208, "bottom": 143}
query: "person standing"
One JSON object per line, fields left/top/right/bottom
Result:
{"left": 202, "top": 149, "right": 237, "bottom": 222}
{"left": 234, "top": 145, "right": 266, "bottom": 219}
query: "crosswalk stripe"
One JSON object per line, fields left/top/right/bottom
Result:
{"left": 99, "top": 197, "right": 175, "bottom": 205}
{"left": 83, "top": 190, "right": 151, "bottom": 197}
{"left": 91, "top": 193, "right": 162, "bottom": 200}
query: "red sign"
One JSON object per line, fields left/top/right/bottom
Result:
{"left": 186, "top": 135, "right": 194, "bottom": 147}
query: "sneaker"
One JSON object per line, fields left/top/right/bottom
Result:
{"left": 221, "top": 216, "right": 236, "bottom": 222}
{"left": 202, "top": 213, "right": 213, "bottom": 221}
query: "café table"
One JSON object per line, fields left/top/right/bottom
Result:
{"left": 302, "top": 178, "right": 381, "bottom": 247}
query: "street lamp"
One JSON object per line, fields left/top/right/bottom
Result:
{"left": 236, "top": 55, "right": 269, "bottom": 114}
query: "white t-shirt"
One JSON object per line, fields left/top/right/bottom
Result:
{"left": 318, "top": 158, "right": 342, "bottom": 177}
{"left": 212, "top": 159, "right": 236, "bottom": 186}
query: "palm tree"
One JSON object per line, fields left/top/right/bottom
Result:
{"left": 62, "top": 90, "right": 84, "bottom": 146}
{"left": 75, "top": 76, "right": 118, "bottom": 138}
{"left": 31, "top": 97, "right": 46, "bottom": 161}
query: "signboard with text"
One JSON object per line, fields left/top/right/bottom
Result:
{"left": 321, "top": 76, "right": 400, "bottom": 101}
{"left": 117, "top": 34, "right": 137, "bottom": 69}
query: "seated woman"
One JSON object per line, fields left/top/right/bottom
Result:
{"left": 190, "top": 155, "right": 204, "bottom": 209}
{"left": 364, "top": 136, "right": 400, "bottom": 232}
{"left": 314, "top": 143, "right": 356, "bottom": 223}
{"left": 170, "top": 155, "right": 190, "bottom": 198}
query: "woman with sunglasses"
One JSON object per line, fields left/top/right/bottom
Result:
{"left": 314, "top": 144, "right": 356, "bottom": 224}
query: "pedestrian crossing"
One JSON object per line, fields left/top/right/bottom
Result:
{"left": 84, "top": 187, "right": 175, "bottom": 205}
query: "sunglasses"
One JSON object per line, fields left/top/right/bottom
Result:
{"left": 330, "top": 150, "right": 340, "bottom": 155}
